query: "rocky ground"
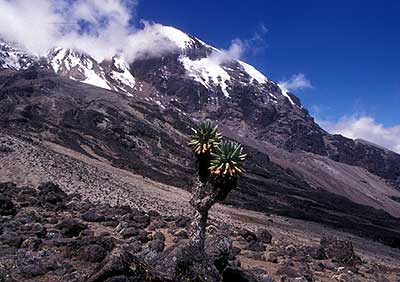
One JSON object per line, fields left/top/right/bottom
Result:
{"left": 1, "top": 181, "right": 400, "bottom": 282}
{"left": 1, "top": 131, "right": 400, "bottom": 281}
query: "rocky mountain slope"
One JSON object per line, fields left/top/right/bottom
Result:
{"left": 1, "top": 69, "right": 400, "bottom": 250}
{"left": 1, "top": 24, "right": 400, "bottom": 252}
{"left": 1, "top": 25, "right": 399, "bottom": 189}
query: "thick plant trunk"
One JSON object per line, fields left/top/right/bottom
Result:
{"left": 190, "top": 209, "right": 208, "bottom": 251}
{"left": 189, "top": 174, "right": 228, "bottom": 252}
{"left": 189, "top": 176, "right": 212, "bottom": 252}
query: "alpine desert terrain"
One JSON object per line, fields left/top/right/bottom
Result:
{"left": 1, "top": 24, "right": 400, "bottom": 281}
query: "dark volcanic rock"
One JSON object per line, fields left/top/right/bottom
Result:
{"left": 87, "top": 249, "right": 147, "bottom": 282}
{"left": 302, "top": 245, "right": 327, "bottom": 260}
{"left": 82, "top": 211, "right": 106, "bottom": 222}
{"left": 175, "top": 215, "right": 191, "bottom": 228}
{"left": 223, "top": 267, "right": 273, "bottom": 282}
{"left": 133, "top": 214, "right": 150, "bottom": 229}
{"left": 149, "top": 243, "right": 221, "bottom": 282}
{"left": 149, "top": 239, "right": 165, "bottom": 253}
{"left": 0, "top": 232, "right": 23, "bottom": 248}
{"left": 120, "top": 227, "right": 139, "bottom": 239}
{"left": 244, "top": 241, "right": 266, "bottom": 252}
{"left": 0, "top": 194, "right": 16, "bottom": 216}
{"left": 16, "top": 250, "right": 62, "bottom": 279}
{"left": 154, "top": 231, "right": 165, "bottom": 242}
{"left": 56, "top": 219, "right": 87, "bottom": 238}
{"left": 0, "top": 182, "right": 399, "bottom": 281}
{"left": 223, "top": 267, "right": 255, "bottom": 282}
{"left": 239, "top": 229, "right": 257, "bottom": 243}
{"left": 255, "top": 229, "right": 272, "bottom": 244}
{"left": 21, "top": 237, "right": 42, "bottom": 250}
{"left": 320, "top": 236, "right": 360, "bottom": 265}
{"left": 79, "top": 244, "right": 108, "bottom": 263}
{"left": 37, "top": 182, "right": 68, "bottom": 209}
{"left": 205, "top": 236, "right": 233, "bottom": 273}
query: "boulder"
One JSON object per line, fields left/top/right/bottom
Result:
{"left": 133, "top": 215, "right": 150, "bottom": 229}
{"left": 0, "top": 195, "right": 16, "bottom": 216}
{"left": 320, "top": 237, "right": 360, "bottom": 265}
{"left": 150, "top": 240, "right": 165, "bottom": 253}
{"left": 87, "top": 249, "right": 147, "bottom": 282}
{"left": 154, "top": 231, "right": 165, "bottom": 242}
{"left": 37, "top": 182, "right": 67, "bottom": 208}
{"left": 82, "top": 211, "right": 106, "bottom": 222}
{"left": 120, "top": 227, "right": 139, "bottom": 239}
{"left": 174, "top": 230, "right": 189, "bottom": 239}
{"left": 175, "top": 216, "right": 191, "bottom": 228}
{"left": 255, "top": 229, "right": 272, "bottom": 244}
{"left": 152, "top": 218, "right": 168, "bottom": 228}
{"left": 56, "top": 219, "right": 87, "bottom": 238}
{"left": 79, "top": 244, "right": 108, "bottom": 263}
{"left": 124, "top": 241, "right": 143, "bottom": 255}
{"left": 223, "top": 267, "right": 274, "bottom": 282}
{"left": 149, "top": 243, "right": 221, "bottom": 282}
{"left": 16, "top": 250, "right": 61, "bottom": 279}
{"left": 302, "top": 245, "right": 327, "bottom": 260}
{"left": 0, "top": 233, "right": 23, "bottom": 248}
{"left": 137, "top": 230, "right": 150, "bottom": 243}
{"left": 239, "top": 229, "right": 257, "bottom": 243}
{"left": 30, "top": 222, "right": 47, "bottom": 238}
{"left": 21, "top": 237, "right": 42, "bottom": 250}
{"left": 205, "top": 236, "right": 233, "bottom": 272}
{"left": 244, "top": 241, "right": 266, "bottom": 252}
{"left": 229, "top": 246, "right": 241, "bottom": 260}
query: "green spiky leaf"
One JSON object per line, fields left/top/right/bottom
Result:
{"left": 189, "top": 120, "right": 222, "bottom": 155}
{"left": 209, "top": 141, "right": 246, "bottom": 177}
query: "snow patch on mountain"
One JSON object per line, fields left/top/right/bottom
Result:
{"left": 157, "top": 25, "right": 194, "bottom": 49}
{"left": 48, "top": 48, "right": 112, "bottom": 90}
{"left": 0, "top": 50, "right": 21, "bottom": 69}
{"left": 155, "top": 25, "right": 214, "bottom": 52}
{"left": 277, "top": 83, "right": 295, "bottom": 105}
{"left": 109, "top": 57, "right": 136, "bottom": 94}
{"left": 81, "top": 69, "right": 111, "bottom": 90}
{"left": 0, "top": 42, "right": 36, "bottom": 70}
{"left": 180, "top": 56, "right": 232, "bottom": 97}
{"left": 239, "top": 61, "right": 268, "bottom": 84}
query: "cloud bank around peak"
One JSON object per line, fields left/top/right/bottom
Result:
{"left": 0, "top": 0, "right": 179, "bottom": 62}
{"left": 319, "top": 116, "right": 400, "bottom": 154}
{"left": 210, "top": 24, "right": 268, "bottom": 64}
{"left": 279, "top": 73, "right": 312, "bottom": 92}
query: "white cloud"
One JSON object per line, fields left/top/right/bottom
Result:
{"left": 0, "top": 2, "right": 269, "bottom": 67}
{"left": 0, "top": 0, "right": 179, "bottom": 62}
{"left": 279, "top": 73, "right": 312, "bottom": 92}
{"left": 209, "top": 24, "right": 268, "bottom": 64}
{"left": 319, "top": 116, "right": 400, "bottom": 153}
{"left": 209, "top": 39, "right": 244, "bottom": 64}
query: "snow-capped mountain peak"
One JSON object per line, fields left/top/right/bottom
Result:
{"left": 0, "top": 25, "right": 299, "bottom": 108}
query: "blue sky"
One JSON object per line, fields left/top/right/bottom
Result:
{"left": 137, "top": 0, "right": 399, "bottom": 127}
